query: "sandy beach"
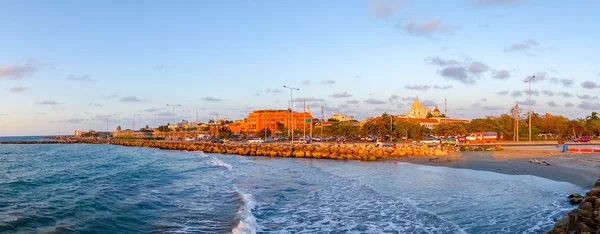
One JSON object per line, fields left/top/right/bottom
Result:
{"left": 389, "top": 146, "right": 600, "bottom": 189}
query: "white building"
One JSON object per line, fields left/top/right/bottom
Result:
{"left": 328, "top": 113, "right": 354, "bottom": 122}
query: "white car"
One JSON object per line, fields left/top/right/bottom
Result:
{"left": 413, "top": 138, "right": 439, "bottom": 145}
{"left": 247, "top": 138, "right": 264, "bottom": 143}
{"left": 185, "top": 137, "right": 195, "bottom": 142}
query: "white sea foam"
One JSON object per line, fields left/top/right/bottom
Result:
{"left": 210, "top": 157, "right": 232, "bottom": 170}
{"left": 197, "top": 151, "right": 208, "bottom": 157}
{"left": 232, "top": 190, "right": 257, "bottom": 234}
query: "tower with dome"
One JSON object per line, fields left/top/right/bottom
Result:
{"left": 408, "top": 96, "right": 432, "bottom": 118}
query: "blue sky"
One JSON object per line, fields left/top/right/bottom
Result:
{"left": 1, "top": 0, "right": 599, "bottom": 136}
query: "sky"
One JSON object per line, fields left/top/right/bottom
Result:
{"left": 1, "top": 0, "right": 599, "bottom": 136}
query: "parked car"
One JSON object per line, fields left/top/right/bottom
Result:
{"left": 574, "top": 136, "right": 591, "bottom": 143}
{"left": 275, "top": 136, "right": 287, "bottom": 141}
{"left": 413, "top": 138, "right": 439, "bottom": 145}
{"left": 442, "top": 137, "right": 458, "bottom": 146}
{"left": 265, "top": 137, "right": 274, "bottom": 143}
{"left": 211, "top": 138, "right": 224, "bottom": 143}
{"left": 185, "top": 137, "right": 195, "bottom": 142}
{"left": 247, "top": 138, "right": 264, "bottom": 143}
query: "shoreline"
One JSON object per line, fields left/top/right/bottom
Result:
{"left": 386, "top": 154, "right": 599, "bottom": 189}
{"left": 382, "top": 148, "right": 600, "bottom": 189}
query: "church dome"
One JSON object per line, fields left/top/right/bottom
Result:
{"left": 433, "top": 105, "right": 440, "bottom": 113}
{"left": 410, "top": 96, "right": 422, "bottom": 111}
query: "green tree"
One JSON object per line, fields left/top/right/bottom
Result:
{"left": 426, "top": 112, "right": 434, "bottom": 119}
{"left": 393, "top": 120, "right": 418, "bottom": 140}
{"left": 217, "top": 129, "right": 232, "bottom": 139}
{"left": 158, "top": 125, "right": 172, "bottom": 132}
{"left": 327, "top": 122, "right": 359, "bottom": 137}
{"left": 257, "top": 128, "right": 272, "bottom": 138}
{"left": 431, "top": 122, "right": 467, "bottom": 137}
{"left": 586, "top": 112, "right": 600, "bottom": 136}
{"left": 327, "top": 118, "right": 339, "bottom": 122}
{"left": 411, "top": 124, "right": 430, "bottom": 140}
{"left": 276, "top": 121, "right": 287, "bottom": 133}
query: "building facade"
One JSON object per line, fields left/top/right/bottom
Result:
{"left": 328, "top": 113, "right": 354, "bottom": 122}
{"left": 407, "top": 96, "right": 431, "bottom": 118}
{"left": 230, "top": 109, "right": 313, "bottom": 134}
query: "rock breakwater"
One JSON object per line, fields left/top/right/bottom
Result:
{"left": 111, "top": 141, "right": 457, "bottom": 161}
{"left": 547, "top": 179, "right": 600, "bottom": 234}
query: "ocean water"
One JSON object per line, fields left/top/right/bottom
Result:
{"left": 0, "top": 136, "right": 47, "bottom": 142}
{"left": 0, "top": 144, "right": 583, "bottom": 233}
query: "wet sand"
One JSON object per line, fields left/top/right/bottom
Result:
{"left": 386, "top": 146, "right": 600, "bottom": 189}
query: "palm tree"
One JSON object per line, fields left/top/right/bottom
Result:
{"left": 586, "top": 112, "right": 599, "bottom": 121}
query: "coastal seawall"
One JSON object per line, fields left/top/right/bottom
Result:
{"left": 547, "top": 179, "right": 600, "bottom": 234}
{"left": 110, "top": 141, "right": 456, "bottom": 161}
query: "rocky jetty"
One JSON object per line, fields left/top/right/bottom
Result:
{"left": 546, "top": 179, "right": 600, "bottom": 234}
{"left": 111, "top": 141, "right": 457, "bottom": 161}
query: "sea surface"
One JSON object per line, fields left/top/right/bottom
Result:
{"left": 0, "top": 136, "right": 47, "bottom": 142}
{"left": 0, "top": 139, "right": 584, "bottom": 233}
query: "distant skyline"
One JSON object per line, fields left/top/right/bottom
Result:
{"left": 1, "top": 0, "right": 600, "bottom": 136}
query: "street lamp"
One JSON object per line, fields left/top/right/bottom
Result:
{"left": 113, "top": 114, "right": 121, "bottom": 130}
{"left": 525, "top": 75, "right": 536, "bottom": 142}
{"left": 133, "top": 114, "right": 140, "bottom": 132}
{"left": 283, "top": 85, "right": 299, "bottom": 144}
{"left": 153, "top": 113, "right": 156, "bottom": 141}
{"left": 167, "top": 104, "right": 181, "bottom": 141}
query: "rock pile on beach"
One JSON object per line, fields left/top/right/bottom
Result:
{"left": 547, "top": 179, "right": 600, "bottom": 234}
{"left": 110, "top": 141, "right": 456, "bottom": 161}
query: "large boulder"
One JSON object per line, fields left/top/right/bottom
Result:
{"left": 570, "top": 197, "right": 583, "bottom": 205}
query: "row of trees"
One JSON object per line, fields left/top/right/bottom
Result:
{"left": 311, "top": 111, "right": 600, "bottom": 141}
{"left": 428, "top": 111, "right": 600, "bottom": 140}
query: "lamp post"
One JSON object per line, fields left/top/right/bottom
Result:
{"left": 215, "top": 113, "right": 219, "bottom": 138}
{"left": 283, "top": 85, "right": 299, "bottom": 144}
{"left": 390, "top": 114, "right": 393, "bottom": 143}
{"left": 113, "top": 114, "right": 121, "bottom": 130}
{"left": 153, "top": 113, "right": 156, "bottom": 141}
{"left": 167, "top": 104, "right": 181, "bottom": 141}
{"left": 525, "top": 75, "right": 536, "bottom": 143}
{"left": 133, "top": 114, "right": 140, "bottom": 132}
{"left": 106, "top": 116, "right": 109, "bottom": 141}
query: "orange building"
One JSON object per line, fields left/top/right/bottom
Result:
{"left": 231, "top": 110, "right": 313, "bottom": 134}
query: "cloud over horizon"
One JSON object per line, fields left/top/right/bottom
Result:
{"left": 364, "top": 98, "right": 386, "bottom": 105}
{"left": 402, "top": 19, "right": 460, "bottom": 37}
{"left": 202, "top": 97, "right": 222, "bottom": 102}
{"left": 581, "top": 81, "right": 599, "bottom": 89}
{"left": 0, "top": 60, "right": 38, "bottom": 80}
{"left": 67, "top": 74, "right": 93, "bottom": 81}
{"left": 425, "top": 56, "right": 491, "bottom": 84}
{"left": 368, "top": 0, "right": 405, "bottom": 19}
{"left": 330, "top": 91, "right": 352, "bottom": 98}
{"left": 120, "top": 96, "right": 147, "bottom": 103}
{"left": 8, "top": 86, "right": 28, "bottom": 93}
{"left": 35, "top": 100, "right": 59, "bottom": 106}
{"left": 504, "top": 39, "right": 540, "bottom": 52}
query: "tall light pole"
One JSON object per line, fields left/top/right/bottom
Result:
{"left": 215, "top": 113, "right": 219, "bottom": 138}
{"left": 167, "top": 104, "right": 181, "bottom": 141}
{"left": 525, "top": 75, "right": 536, "bottom": 143}
{"left": 113, "top": 114, "right": 121, "bottom": 130}
{"left": 390, "top": 114, "right": 393, "bottom": 143}
{"left": 106, "top": 116, "right": 109, "bottom": 141}
{"left": 283, "top": 85, "right": 299, "bottom": 144}
{"left": 153, "top": 113, "right": 156, "bottom": 141}
{"left": 133, "top": 114, "right": 140, "bottom": 137}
